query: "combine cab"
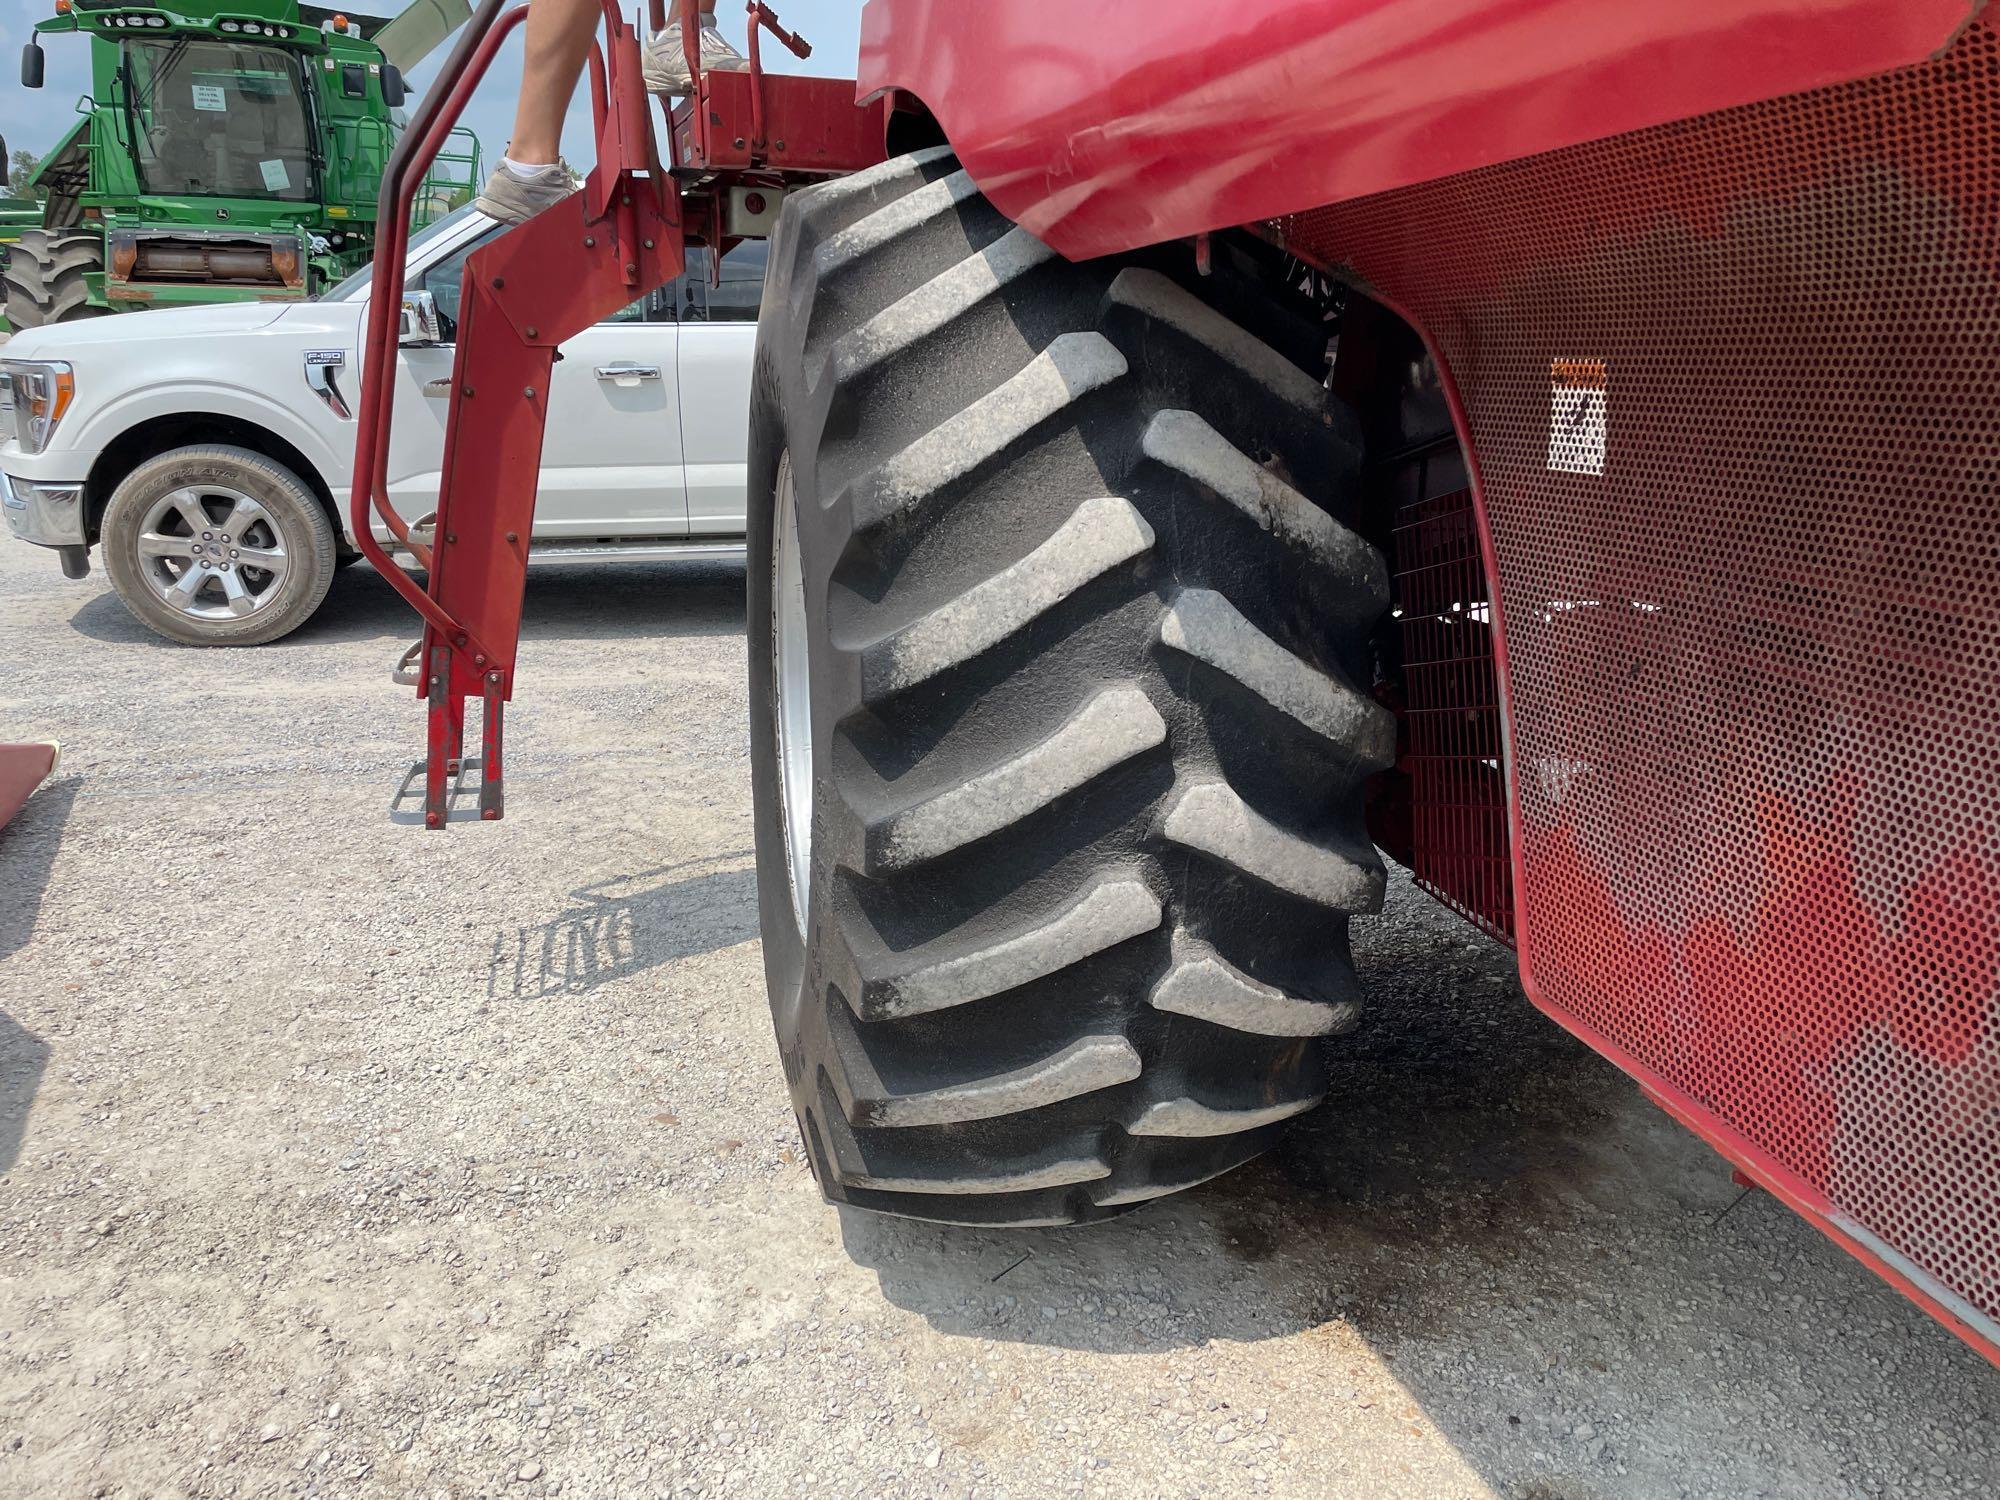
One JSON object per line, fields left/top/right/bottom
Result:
{"left": 358, "top": 0, "right": 2000, "bottom": 1370}
{"left": 4, "top": 0, "right": 481, "bottom": 330}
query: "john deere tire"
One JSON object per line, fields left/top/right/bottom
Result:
{"left": 747, "top": 148, "right": 1394, "bottom": 1227}
{"left": 2, "top": 230, "right": 107, "bottom": 329}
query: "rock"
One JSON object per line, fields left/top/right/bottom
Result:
{"left": 516, "top": 1461, "right": 543, "bottom": 1481}
{"left": 259, "top": 1424, "right": 282, "bottom": 1444}
{"left": 1215, "top": 1425, "right": 1238, "bottom": 1444}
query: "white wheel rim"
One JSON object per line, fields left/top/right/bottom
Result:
{"left": 772, "top": 451, "right": 814, "bottom": 933}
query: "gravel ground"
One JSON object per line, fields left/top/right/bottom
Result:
{"left": 1, "top": 542, "right": 1996, "bottom": 1499}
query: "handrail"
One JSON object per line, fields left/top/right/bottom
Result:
{"left": 744, "top": 3, "right": 811, "bottom": 153}
{"left": 588, "top": 37, "right": 609, "bottom": 124}
{"left": 679, "top": 0, "right": 702, "bottom": 99}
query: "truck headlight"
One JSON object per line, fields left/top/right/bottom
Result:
{"left": 3, "top": 361, "right": 76, "bottom": 455}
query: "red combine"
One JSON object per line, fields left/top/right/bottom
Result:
{"left": 354, "top": 0, "right": 2000, "bottom": 1367}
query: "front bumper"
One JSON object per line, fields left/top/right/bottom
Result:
{"left": 1, "top": 469, "right": 86, "bottom": 548}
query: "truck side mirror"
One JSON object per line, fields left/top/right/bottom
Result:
{"left": 0, "top": 137, "right": 9, "bottom": 190}
{"left": 380, "top": 64, "right": 406, "bottom": 108}
{"left": 399, "top": 290, "right": 443, "bottom": 345}
{"left": 22, "top": 43, "right": 45, "bottom": 90}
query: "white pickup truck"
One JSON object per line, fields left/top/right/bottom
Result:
{"left": 0, "top": 204, "right": 763, "bottom": 645}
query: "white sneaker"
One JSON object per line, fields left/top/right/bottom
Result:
{"left": 643, "top": 21, "right": 749, "bottom": 95}
{"left": 473, "top": 160, "right": 578, "bottom": 226}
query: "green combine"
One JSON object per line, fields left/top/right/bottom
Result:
{"left": 5, "top": 0, "right": 478, "bottom": 331}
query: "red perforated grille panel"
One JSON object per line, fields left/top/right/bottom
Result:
{"left": 1290, "top": 25, "right": 2000, "bottom": 1353}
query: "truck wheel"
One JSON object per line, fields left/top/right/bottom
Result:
{"left": 99, "top": 445, "right": 338, "bottom": 647}
{"left": 2, "top": 231, "right": 108, "bottom": 329}
{"left": 747, "top": 150, "right": 1395, "bottom": 1225}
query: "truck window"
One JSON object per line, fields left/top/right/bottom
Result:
{"left": 676, "top": 240, "right": 768, "bottom": 323}
{"left": 417, "top": 227, "right": 502, "bottom": 340}
{"left": 321, "top": 204, "right": 485, "bottom": 302}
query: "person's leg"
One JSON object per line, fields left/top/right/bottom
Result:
{"left": 506, "top": 0, "right": 599, "bottom": 165}
{"left": 474, "top": 0, "right": 598, "bottom": 224}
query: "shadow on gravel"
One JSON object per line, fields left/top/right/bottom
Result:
{"left": 839, "top": 882, "right": 1649, "bottom": 1355}
{"left": 486, "top": 854, "right": 758, "bottom": 1001}
{"left": 66, "top": 558, "right": 748, "bottom": 649}
{"left": 838, "top": 875, "right": 1973, "bottom": 1493}
{"left": 0, "top": 776, "right": 75, "bottom": 1173}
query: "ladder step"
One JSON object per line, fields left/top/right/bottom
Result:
{"left": 389, "top": 756, "right": 489, "bottom": 826}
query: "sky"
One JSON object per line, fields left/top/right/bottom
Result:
{"left": 1, "top": 1, "right": 864, "bottom": 170}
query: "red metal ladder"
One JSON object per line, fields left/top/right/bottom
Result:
{"left": 350, "top": 0, "right": 847, "bottom": 828}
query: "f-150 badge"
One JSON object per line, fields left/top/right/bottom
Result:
{"left": 304, "top": 350, "right": 352, "bottom": 421}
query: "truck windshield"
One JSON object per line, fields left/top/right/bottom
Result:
{"left": 317, "top": 203, "right": 495, "bottom": 302}
{"left": 122, "top": 40, "right": 316, "bottom": 202}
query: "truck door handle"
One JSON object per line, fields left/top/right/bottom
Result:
{"left": 595, "top": 363, "right": 662, "bottom": 381}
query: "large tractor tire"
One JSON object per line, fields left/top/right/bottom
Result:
{"left": 747, "top": 148, "right": 1395, "bottom": 1226}
{"left": 2, "top": 230, "right": 108, "bottom": 330}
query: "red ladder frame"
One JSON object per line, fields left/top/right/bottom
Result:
{"left": 348, "top": 0, "right": 878, "bottom": 827}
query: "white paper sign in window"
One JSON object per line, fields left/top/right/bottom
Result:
{"left": 1548, "top": 357, "right": 1607, "bottom": 476}
{"left": 260, "top": 159, "right": 291, "bottom": 192}
{"left": 191, "top": 83, "right": 227, "bottom": 111}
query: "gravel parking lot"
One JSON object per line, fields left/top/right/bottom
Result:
{"left": 2, "top": 541, "right": 1996, "bottom": 1499}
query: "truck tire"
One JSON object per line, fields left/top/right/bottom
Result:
{"left": 99, "top": 445, "right": 338, "bottom": 647}
{"left": 2, "top": 230, "right": 107, "bottom": 329}
{"left": 747, "top": 149, "right": 1395, "bottom": 1226}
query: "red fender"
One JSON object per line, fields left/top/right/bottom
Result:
{"left": 855, "top": 0, "right": 1978, "bottom": 260}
